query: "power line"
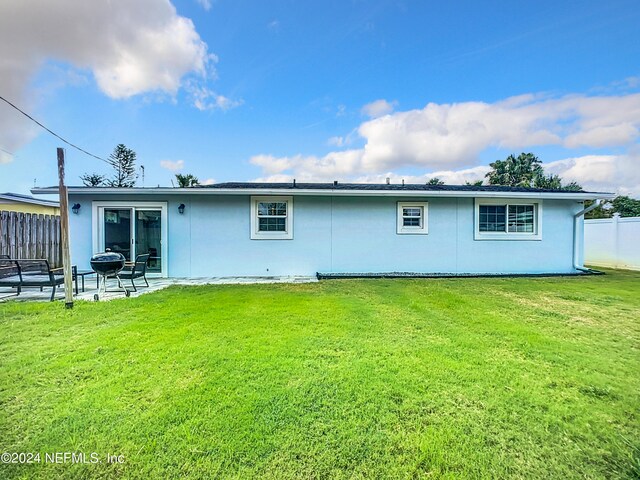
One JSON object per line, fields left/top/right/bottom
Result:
{"left": 0, "top": 94, "right": 109, "bottom": 164}
{"left": 0, "top": 145, "right": 14, "bottom": 156}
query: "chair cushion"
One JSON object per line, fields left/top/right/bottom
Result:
{"left": 20, "top": 274, "right": 65, "bottom": 286}
{"left": 0, "top": 274, "right": 22, "bottom": 286}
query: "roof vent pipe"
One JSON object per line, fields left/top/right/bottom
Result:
{"left": 402, "top": 179, "right": 405, "bottom": 186}
{"left": 386, "top": 177, "right": 390, "bottom": 185}
{"left": 333, "top": 180, "right": 338, "bottom": 186}
{"left": 293, "top": 179, "right": 296, "bottom": 188}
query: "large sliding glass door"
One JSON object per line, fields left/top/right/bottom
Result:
{"left": 135, "top": 209, "right": 162, "bottom": 273}
{"left": 94, "top": 202, "right": 167, "bottom": 276}
{"left": 104, "top": 209, "right": 132, "bottom": 260}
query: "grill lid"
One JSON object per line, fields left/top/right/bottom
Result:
{"left": 90, "top": 251, "right": 125, "bottom": 263}
{"left": 90, "top": 250, "right": 126, "bottom": 275}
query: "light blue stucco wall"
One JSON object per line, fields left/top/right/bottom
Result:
{"left": 67, "top": 193, "right": 584, "bottom": 276}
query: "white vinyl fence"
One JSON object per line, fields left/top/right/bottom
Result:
{"left": 584, "top": 214, "right": 640, "bottom": 270}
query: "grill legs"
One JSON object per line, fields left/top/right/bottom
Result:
{"left": 94, "top": 274, "right": 130, "bottom": 301}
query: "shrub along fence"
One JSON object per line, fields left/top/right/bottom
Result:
{"left": 585, "top": 214, "right": 640, "bottom": 270}
{"left": 0, "top": 210, "right": 61, "bottom": 267}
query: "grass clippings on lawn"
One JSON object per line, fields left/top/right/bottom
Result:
{"left": 1, "top": 269, "right": 639, "bottom": 479}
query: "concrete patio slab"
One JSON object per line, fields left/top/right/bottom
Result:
{"left": 0, "top": 275, "right": 318, "bottom": 303}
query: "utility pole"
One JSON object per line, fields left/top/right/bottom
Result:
{"left": 57, "top": 148, "right": 74, "bottom": 308}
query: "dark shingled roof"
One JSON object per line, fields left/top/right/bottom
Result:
{"left": 198, "top": 182, "right": 590, "bottom": 194}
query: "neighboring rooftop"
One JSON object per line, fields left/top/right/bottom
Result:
{"left": 0, "top": 192, "right": 60, "bottom": 207}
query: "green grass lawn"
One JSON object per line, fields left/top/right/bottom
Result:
{"left": 1, "top": 270, "right": 639, "bottom": 479}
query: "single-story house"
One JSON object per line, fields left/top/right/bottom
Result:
{"left": 32, "top": 182, "right": 614, "bottom": 278}
{"left": 1, "top": 192, "right": 60, "bottom": 215}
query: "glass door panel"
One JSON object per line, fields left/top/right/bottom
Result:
{"left": 103, "top": 209, "right": 131, "bottom": 260}
{"left": 135, "top": 209, "right": 162, "bottom": 273}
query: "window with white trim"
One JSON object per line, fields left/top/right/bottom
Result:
{"left": 250, "top": 196, "right": 293, "bottom": 239}
{"left": 475, "top": 199, "right": 541, "bottom": 240}
{"left": 397, "top": 202, "right": 428, "bottom": 234}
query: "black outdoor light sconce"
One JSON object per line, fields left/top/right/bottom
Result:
{"left": 72, "top": 203, "right": 81, "bottom": 214}
{"left": 178, "top": 203, "right": 186, "bottom": 214}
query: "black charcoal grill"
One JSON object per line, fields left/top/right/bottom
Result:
{"left": 90, "top": 250, "right": 130, "bottom": 300}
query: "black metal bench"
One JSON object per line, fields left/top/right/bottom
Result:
{"left": 118, "top": 253, "right": 150, "bottom": 292}
{"left": 0, "top": 259, "right": 65, "bottom": 301}
{"left": 0, "top": 257, "right": 22, "bottom": 297}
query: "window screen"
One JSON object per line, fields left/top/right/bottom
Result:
{"left": 508, "top": 205, "right": 534, "bottom": 233}
{"left": 479, "top": 205, "right": 506, "bottom": 232}
{"left": 402, "top": 207, "right": 422, "bottom": 227}
{"left": 257, "top": 202, "right": 287, "bottom": 232}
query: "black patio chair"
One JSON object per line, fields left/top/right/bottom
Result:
{"left": 118, "top": 253, "right": 150, "bottom": 292}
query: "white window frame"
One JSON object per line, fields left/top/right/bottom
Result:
{"left": 397, "top": 202, "right": 429, "bottom": 235}
{"left": 91, "top": 201, "right": 168, "bottom": 277}
{"left": 474, "top": 198, "right": 542, "bottom": 241}
{"left": 250, "top": 196, "right": 293, "bottom": 240}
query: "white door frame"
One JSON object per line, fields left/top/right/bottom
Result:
{"left": 92, "top": 201, "right": 168, "bottom": 277}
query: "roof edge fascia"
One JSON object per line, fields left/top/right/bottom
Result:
{"left": 31, "top": 187, "right": 616, "bottom": 201}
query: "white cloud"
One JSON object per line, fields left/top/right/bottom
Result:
{"left": 0, "top": 150, "right": 14, "bottom": 165}
{"left": 252, "top": 165, "right": 490, "bottom": 186}
{"left": 327, "top": 129, "right": 358, "bottom": 148}
{"left": 250, "top": 90, "right": 640, "bottom": 195}
{"left": 160, "top": 159, "right": 185, "bottom": 171}
{"left": 357, "top": 92, "right": 640, "bottom": 172}
{"left": 200, "top": 178, "right": 216, "bottom": 185}
{"left": 354, "top": 166, "right": 490, "bottom": 185}
{"left": 0, "top": 0, "right": 213, "bottom": 99}
{"left": 545, "top": 151, "right": 640, "bottom": 196}
{"left": 564, "top": 124, "right": 638, "bottom": 148}
{"left": 267, "top": 20, "right": 280, "bottom": 31}
{"left": 327, "top": 136, "right": 345, "bottom": 147}
{"left": 0, "top": 0, "right": 227, "bottom": 157}
{"left": 195, "top": 0, "right": 212, "bottom": 11}
{"left": 251, "top": 155, "right": 640, "bottom": 197}
{"left": 250, "top": 154, "right": 299, "bottom": 175}
{"left": 251, "top": 150, "right": 365, "bottom": 182}
{"left": 361, "top": 99, "right": 397, "bottom": 118}
{"left": 188, "top": 84, "right": 243, "bottom": 111}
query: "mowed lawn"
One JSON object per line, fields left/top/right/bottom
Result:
{"left": 1, "top": 271, "right": 639, "bottom": 479}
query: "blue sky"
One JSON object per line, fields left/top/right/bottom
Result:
{"left": 1, "top": 0, "right": 639, "bottom": 195}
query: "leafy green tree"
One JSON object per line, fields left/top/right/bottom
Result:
{"left": 584, "top": 200, "right": 612, "bottom": 219}
{"left": 486, "top": 153, "right": 544, "bottom": 187}
{"left": 487, "top": 152, "right": 583, "bottom": 191}
{"left": 562, "top": 181, "right": 583, "bottom": 192}
{"left": 465, "top": 180, "right": 484, "bottom": 186}
{"left": 105, "top": 144, "right": 137, "bottom": 187}
{"left": 427, "top": 177, "right": 445, "bottom": 186}
{"left": 584, "top": 196, "right": 640, "bottom": 219}
{"left": 80, "top": 172, "right": 106, "bottom": 187}
{"left": 535, "top": 174, "right": 583, "bottom": 191}
{"left": 611, "top": 196, "right": 640, "bottom": 217}
{"left": 534, "top": 173, "right": 563, "bottom": 190}
{"left": 175, "top": 173, "right": 200, "bottom": 188}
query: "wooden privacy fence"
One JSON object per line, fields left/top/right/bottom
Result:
{"left": 0, "top": 210, "right": 62, "bottom": 267}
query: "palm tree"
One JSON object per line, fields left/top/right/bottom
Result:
{"left": 175, "top": 174, "right": 200, "bottom": 188}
